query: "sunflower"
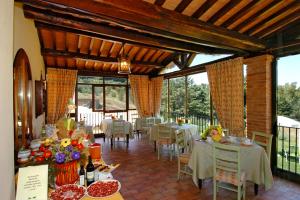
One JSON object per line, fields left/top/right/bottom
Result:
{"left": 61, "top": 138, "right": 71, "bottom": 147}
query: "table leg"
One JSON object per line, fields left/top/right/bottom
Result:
{"left": 254, "top": 184, "right": 258, "bottom": 195}
{"left": 110, "top": 137, "right": 113, "bottom": 148}
{"left": 198, "top": 179, "right": 202, "bottom": 189}
{"left": 126, "top": 134, "right": 129, "bottom": 147}
{"left": 154, "top": 141, "right": 156, "bottom": 152}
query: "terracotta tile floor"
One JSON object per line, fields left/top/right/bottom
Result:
{"left": 97, "top": 136, "right": 300, "bottom": 200}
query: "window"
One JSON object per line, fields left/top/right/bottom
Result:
{"left": 169, "top": 77, "right": 186, "bottom": 117}
{"left": 105, "top": 86, "right": 126, "bottom": 111}
{"left": 128, "top": 87, "right": 136, "bottom": 110}
{"left": 93, "top": 86, "right": 103, "bottom": 111}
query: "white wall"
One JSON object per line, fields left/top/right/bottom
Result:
{"left": 0, "top": 0, "right": 15, "bottom": 199}
{"left": 14, "top": 3, "right": 45, "bottom": 137}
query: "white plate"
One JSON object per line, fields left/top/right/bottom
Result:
{"left": 86, "top": 179, "right": 121, "bottom": 199}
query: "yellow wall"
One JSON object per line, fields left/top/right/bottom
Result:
{"left": 14, "top": 3, "right": 45, "bottom": 137}
{"left": 0, "top": 0, "right": 15, "bottom": 199}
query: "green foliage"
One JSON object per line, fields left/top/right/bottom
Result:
{"left": 278, "top": 82, "right": 300, "bottom": 121}
{"left": 160, "top": 76, "right": 210, "bottom": 118}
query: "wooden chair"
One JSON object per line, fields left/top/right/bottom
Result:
{"left": 213, "top": 143, "right": 246, "bottom": 200}
{"left": 157, "top": 124, "right": 175, "bottom": 161}
{"left": 175, "top": 129, "right": 192, "bottom": 180}
{"left": 111, "top": 120, "right": 126, "bottom": 147}
{"left": 252, "top": 131, "right": 273, "bottom": 162}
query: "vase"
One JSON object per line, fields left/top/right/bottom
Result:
{"left": 55, "top": 160, "right": 79, "bottom": 186}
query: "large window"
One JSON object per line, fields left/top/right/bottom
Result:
{"left": 76, "top": 76, "right": 136, "bottom": 123}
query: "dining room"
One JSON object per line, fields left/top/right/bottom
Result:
{"left": 1, "top": 0, "right": 300, "bottom": 200}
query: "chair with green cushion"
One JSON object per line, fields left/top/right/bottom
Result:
{"left": 175, "top": 129, "right": 192, "bottom": 180}
{"left": 252, "top": 131, "right": 273, "bottom": 162}
{"left": 157, "top": 123, "right": 175, "bottom": 161}
{"left": 213, "top": 143, "right": 246, "bottom": 200}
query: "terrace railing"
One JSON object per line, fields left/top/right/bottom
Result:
{"left": 276, "top": 125, "right": 300, "bottom": 181}
{"left": 161, "top": 112, "right": 218, "bottom": 134}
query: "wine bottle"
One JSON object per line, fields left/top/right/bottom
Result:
{"left": 86, "top": 156, "right": 95, "bottom": 186}
{"left": 79, "top": 165, "right": 85, "bottom": 186}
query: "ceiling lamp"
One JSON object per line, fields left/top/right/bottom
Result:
{"left": 118, "top": 43, "right": 131, "bottom": 74}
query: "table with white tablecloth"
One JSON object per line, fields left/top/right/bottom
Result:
{"left": 100, "top": 119, "right": 133, "bottom": 138}
{"left": 188, "top": 139, "right": 273, "bottom": 191}
{"left": 134, "top": 117, "right": 162, "bottom": 131}
{"left": 149, "top": 123, "right": 199, "bottom": 141}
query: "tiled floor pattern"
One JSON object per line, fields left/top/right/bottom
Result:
{"left": 97, "top": 136, "right": 300, "bottom": 200}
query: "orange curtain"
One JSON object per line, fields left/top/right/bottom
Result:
{"left": 129, "top": 75, "right": 163, "bottom": 118}
{"left": 47, "top": 69, "right": 77, "bottom": 124}
{"left": 206, "top": 57, "right": 244, "bottom": 136}
{"left": 149, "top": 76, "right": 164, "bottom": 116}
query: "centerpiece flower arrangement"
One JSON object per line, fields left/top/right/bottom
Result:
{"left": 177, "top": 118, "right": 184, "bottom": 126}
{"left": 201, "top": 125, "right": 223, "bottom": 142}
{"left": 33, "top": 137, "right": 86, "bottom": 187}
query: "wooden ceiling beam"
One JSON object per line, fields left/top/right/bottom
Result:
{"left": 42, "top": 48, "right": 164, "bottom": 68}
{"left": 20, "top": 0, "right": 265, "bottom": 52}
{"left": 27, "top": 8, "right": 234, "bottom": 55}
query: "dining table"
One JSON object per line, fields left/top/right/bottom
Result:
{"left": 100, "top": 119, "right": 133, "bottom": 137}
{"left": 149, "top": 123, "right": 199, "bottom": 150}
{"left": 188, "top": 137, "right": 273, "bottom": 194}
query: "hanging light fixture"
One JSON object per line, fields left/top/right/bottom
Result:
{"left": 118, "top": 43, "right": 131, "bottom": 74}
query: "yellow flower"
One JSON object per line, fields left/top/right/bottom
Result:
{"left": 61, "top": 138, "right": 71, "bottom": 147}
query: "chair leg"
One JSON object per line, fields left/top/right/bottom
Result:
{"left": 238, "top": 185, "right": 241, "bottom": 200}
{"left": 157, "top": 143, "right": 160, "bottom": 160}
{"left": 243, "top": 181, "right": 246, "bottom": 200}
{"left": 213, "top": 179, "right": 217, "bottom": 200}
{"left": 177, "top": 159, "right": 180, "bottom": 180}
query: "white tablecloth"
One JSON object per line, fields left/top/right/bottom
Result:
{"left": 149, "top": 123, "right": 199, "bottom": 141}
{"left": 100, "top": 119, "right": 133, "bottom": 138}
{"left": 134, "top": 117, "right": 162, "bottom": 130}
{"left": 188, "top": 140, "right": 273, "bottom": 190}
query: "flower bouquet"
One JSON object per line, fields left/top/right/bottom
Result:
{"left": 201, "top": 125, "right": 223, "bottom": 142}
{"left": 32, "top": 137, "right": 86, "bottom": 187}
{"left": 177, "top": 118, "right": 184, "bottom": 126}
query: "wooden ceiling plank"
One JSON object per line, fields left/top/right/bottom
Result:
{"left": 79, "top": 35, "right": 92, "bottom": 54}
{"left": 175, "top": 0, "right": 193, "bottom": 13}
{"left": 256, "top": 16, "right": 300, "bottom": 38}
{"left": 110, "top": 42, "right": 122, "bottom": 58}
{"left": 90, "top": 38, "right": 102, "bottom": 56}
{"left": 157, "top": 52, "right": 171, "bottom": 63}
{"left": 143, "top": 49, "right": 157, "bottom": 62}
{"left": 39, "top": 28, "right": 54, "bottom": 49}
{"left": 108, "top": 42, "right": 117, "bottom": 58}
{"left": 150, "top": 51, "right": 164, "bottom": 63}
{"left": 127, "top": 46, "right": 140, "bottom": 60}
{"left": 234, "top": 0, "right": 294, "bottom": 33}
{"left": 66, "top": 32, "right": 79, "bottom": 52}
{"left": 41, "top": 48, "right": 165, "bottom": 68}
{"left": 227, "top": 0, "right": 273, "bottom": 30}
{"left": 54, "top": 31, "right": 66, "bottom": 51}
{"left": 256, "top": 11, "right": 300, "bottom": 38}
{"left": 208, "top": 0, "right": 241, "bottom": 24}
{"left": 248, "top": 3, "right": 300, "bottom": 36}
{"left": 22, "top": 1, "right": 265, "bottom": 52}
{"left": 200, "top": 0, "right": 230, "bottom": 22}
{"left": 135, "top": 48, "right": 149, "bottom": 61}
{"left": 191, "top": 0, "right": 218, "bottom": 19}
{"left": 100, "top": 41, "right": 113, "bottom": 57}
{"left": 220, "top": 0, "right": 261, "bottom": 28}
{"left": 154, "top": 0, "right": 166, "bottom": 6}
